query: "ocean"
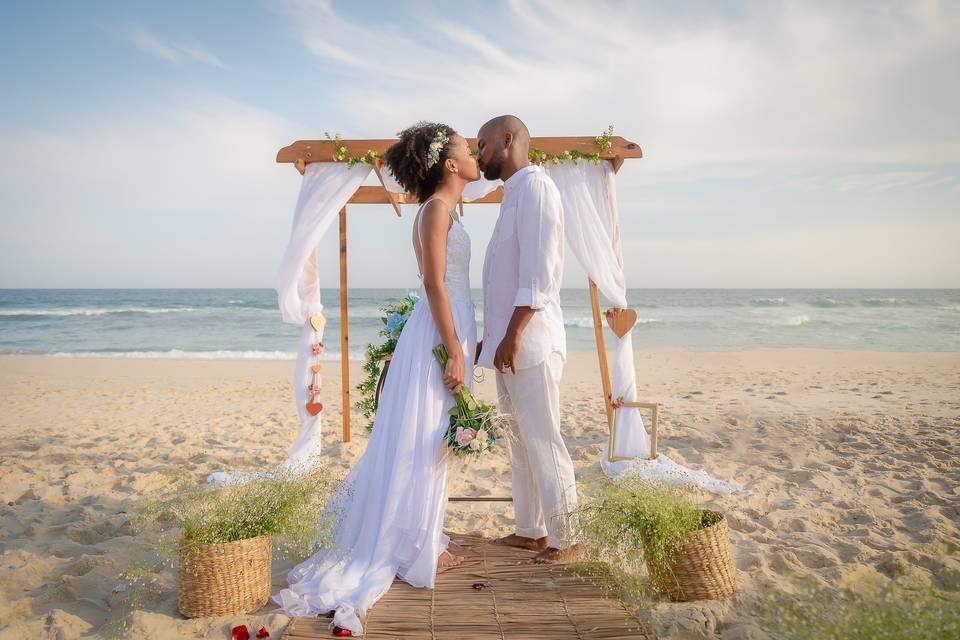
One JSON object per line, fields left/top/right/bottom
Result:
{"left": 1, "top": 288, "right": 958, "bottom": 359}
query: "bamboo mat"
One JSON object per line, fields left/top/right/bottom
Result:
{"left": 281, "top": 534, "right": 653, "bottom": 639}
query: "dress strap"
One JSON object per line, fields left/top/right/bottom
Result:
{"left": 415, "top": 196, "right": 442, "bottom": 280}
{"left": 415, "top": 196, "right": 443, "bottom": 248}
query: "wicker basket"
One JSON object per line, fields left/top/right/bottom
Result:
{"left": 648, "top": 510, "right": 737, "bottom": 601}
{"left": 178, "top": 535, "right": 272, "bottom": 618}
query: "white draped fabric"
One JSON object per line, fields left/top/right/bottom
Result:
{"left": 276, "top": 163, "right": 373, "bottom": 327}
{"left": 545, "top": 161, "right": 739, "bottom": 494}
{"left": 208, "top": 163, "right": 370, "bottom": 486}
{"left": 545, "top": 161, "right": 648, "bottom": 461}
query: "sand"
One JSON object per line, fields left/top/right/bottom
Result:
{"left": 1, "top": 350, "right": 958, "bottom": 639}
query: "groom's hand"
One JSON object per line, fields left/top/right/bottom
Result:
{"left": 495, "top": 307, "right": 535, "bottom": 374}
{"left": 494, "top": 332, "right": 520, "bottom": 374}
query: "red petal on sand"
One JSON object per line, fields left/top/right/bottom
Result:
{"left": 332, "top": 625, "right": 352, "bottom": 637}
{"left": 256, "top": 627, "right": 270, "bottom": 638}
{"left": 231, "top": 625, "right": 250, "bottom": 640}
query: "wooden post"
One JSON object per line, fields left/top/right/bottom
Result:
{"left": 339, "top": 207, "right": 350, "bottom": 443}
{"left": 588, "top": 279, "right": 614, "bottom": 431}
{"left": 592, "top": 281, "right": 661, "bottom": 461}
{"left": 650, "top": 403, "right": 659, "bottom": 459}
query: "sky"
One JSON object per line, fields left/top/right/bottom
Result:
{"left": 1, "top": 0, "right": 958, "bottom": 289}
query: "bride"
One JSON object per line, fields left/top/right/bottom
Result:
{"left": 273, "top": 122, "right": 481, "bottom": 637}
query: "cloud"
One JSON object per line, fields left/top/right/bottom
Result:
{"left": 124, "top": 25, "right": 229, "bottom": 69}
{"left": 275, "top": 0, "right": 960, "bottom": 177}
{"left": 0, "top": 94, "right": 303, "bottom": 287}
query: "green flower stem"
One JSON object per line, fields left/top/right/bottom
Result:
{"left": 432, "top": 343, "right": 476, "bottom": 418}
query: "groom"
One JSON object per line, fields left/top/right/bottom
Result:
{"left": 475, "top": 115, "right": 580, "bottom": 563}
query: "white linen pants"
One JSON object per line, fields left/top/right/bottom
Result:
{"left": 495, "top": 352, "right": 578, "bottom": 548}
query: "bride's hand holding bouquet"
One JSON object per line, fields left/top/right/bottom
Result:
{"left": 433, "top": 343, "right": 509, "bottom": 460}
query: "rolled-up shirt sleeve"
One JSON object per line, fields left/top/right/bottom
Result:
{"left": 513, "top": 175, "right": 563, "bottom": 310}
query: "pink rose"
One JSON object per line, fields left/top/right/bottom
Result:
{"left": 311, "top": 342, "right": 324, "bottom": 356}
{"left": 455, "top": 427, "right": 476, "bottom": 446}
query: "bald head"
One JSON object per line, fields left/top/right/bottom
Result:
{"left": 476, "top": 115, "right": 531, "bottom": 181}
{"left": 479, "top": 115, "right": 530, "bottom": 150}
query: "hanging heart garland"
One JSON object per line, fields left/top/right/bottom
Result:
{"left": 306, "top": 314, "right": 326, "bottom": 417}
{"left": 604, "top": 308, "right": 637, "bottom": 338}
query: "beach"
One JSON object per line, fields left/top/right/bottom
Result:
{"left": 1, "top": 349, "right": 958, "bottom": 638}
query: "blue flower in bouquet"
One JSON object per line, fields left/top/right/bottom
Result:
{"left": 386, "top": 312, "right": 406, "bottom": 336}
{"left": 405, "top": 292, "right": 420, "bottom": 305}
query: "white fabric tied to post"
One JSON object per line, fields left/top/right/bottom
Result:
{"left": 545, "top": 161, "right": 739, "bottom": 494}
{"left": 545, "top": 161, "right": 648, "bottom": 462}
{"left": 208, "top": 163, "right": 371, "bottom": 486}
{"left": 276, "top": 162, "right": 372, "bottom": 326}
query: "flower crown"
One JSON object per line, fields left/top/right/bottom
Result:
{"left": 426, "top": 127, "right": 449, "bottom": 170}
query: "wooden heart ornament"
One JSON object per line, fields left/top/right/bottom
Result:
{"left": 309, "top": 314, "right": 326, "bottom": 332}
{"left": 605, "top": 308, "right": 637, "bottom": 338}
{"left": 311, "top": 364, "right": 322, "bottom": 374}
{"left": 306, "top": 401, "right": 324, "bottom": 416}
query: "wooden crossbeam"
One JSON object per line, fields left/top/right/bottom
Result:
{"left": 346, "top": 186, "right": 504, "bottom": 205}
{"left": 277, "top": 136, "right": 642, "bottom": 173}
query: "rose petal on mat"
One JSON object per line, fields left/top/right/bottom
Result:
{"left": 256, "top": 627, "right": 270, "bottom": 639}
{"left": 231, "top": 625, "right": 250, "bottom": 640}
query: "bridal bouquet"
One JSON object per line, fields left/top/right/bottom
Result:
{"left": 432, "top": 344, "right": 508, "bottom": 459}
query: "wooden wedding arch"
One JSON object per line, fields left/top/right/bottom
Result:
{"left": 275, "top": 135, "right": 659, "bottom": 470}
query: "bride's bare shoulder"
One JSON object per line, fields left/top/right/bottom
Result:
{"left": 420, "top": 198, "right": 453, "bottom": 233}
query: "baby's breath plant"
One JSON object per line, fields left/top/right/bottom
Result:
{"left": 135, "top": 467, "right": 337, "bottom": 556}
{"left": 102, "top": 556, "right": 170, "bottom": 639}
{"left": 758, "top": 578, "right": 960, "bottom": 640}
{"left": 106, "top": 468, "right": 335, "bottom": 638}
{"left": 571, "top": 477, "right": 715, "bottom": 604}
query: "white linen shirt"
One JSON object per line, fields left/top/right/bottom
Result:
{"left": 480, "top": 164, "right": 566, "bottom": 371}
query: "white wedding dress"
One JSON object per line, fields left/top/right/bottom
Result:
{"left": 273, "top": 198, "right": 476, "bottom": 636}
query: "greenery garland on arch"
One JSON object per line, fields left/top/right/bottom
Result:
{"left": 355, "top": 292, "right": 420, "bottom": 432}
{"left": 324, "top": 125, "right": 618, "bottom": 170}
{"left": 528, "top": 125, "right": 615, "bottom": 165}
{"left": 324, "top": 131, "right": 382, "bottom": 169}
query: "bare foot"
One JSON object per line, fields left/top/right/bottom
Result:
{"left": 492, "top": 534, "right": 549, "bottom": 552}
{"left": 533, "top": 544, "right": 583, "bottom": 564}
{"left": 438, "top": 550, "right": 463, "bottom": 568}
